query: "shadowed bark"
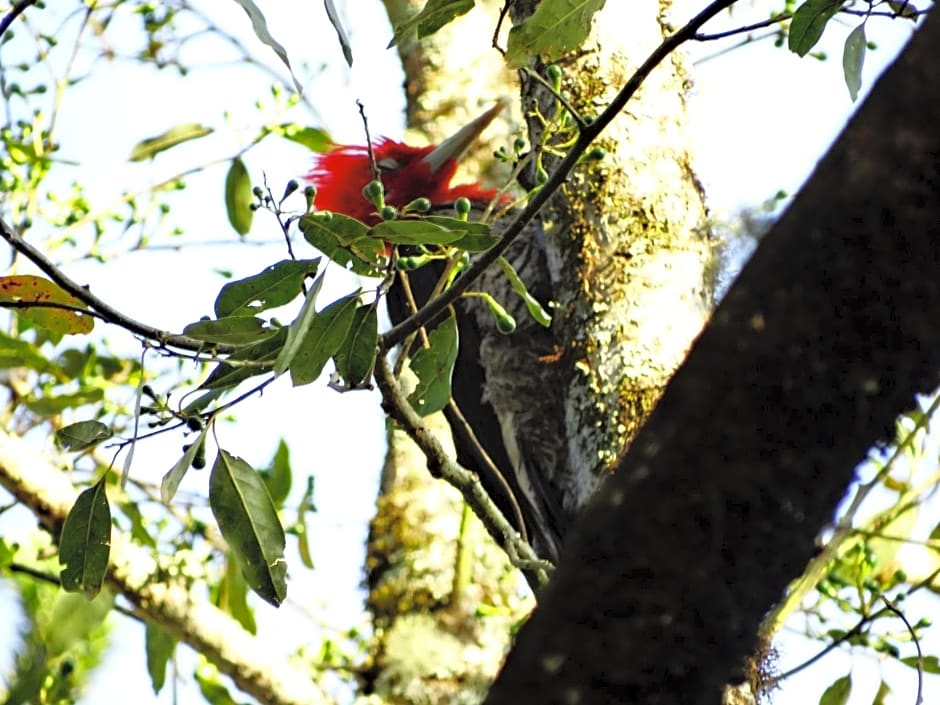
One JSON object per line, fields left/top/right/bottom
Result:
{"left": 485, "top": 10, "right": 940, "bottom": 705}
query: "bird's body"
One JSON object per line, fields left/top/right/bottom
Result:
{"left": 305, "top": 107, "right": 570, "bottom": 565}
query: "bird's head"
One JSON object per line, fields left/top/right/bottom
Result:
{"left": 306, "top": 103, "right": 505, "bottom": 224}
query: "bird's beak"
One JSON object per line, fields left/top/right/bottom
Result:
{"left": 422, "top": 102, "right": 504, "bottom": 175}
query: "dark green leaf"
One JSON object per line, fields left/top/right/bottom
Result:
{"left": 372, "top": 218, "right": 468, "bottom": 246}
{"left": 818, "top": 674, "right": 852, "bottom": 705}
{"left": 408, "top": 316, "right": 459, "bottom": 415}
{"left": 505, "top": 0, "right": 606, "bottom": 67}
{"left": 333, "top": 305, "right": 378, "bottom": 387}
{"left": 788, "top": 0, "right": 841, "bottom": 57}
{"left": 59, "top": 479, "right": 111, "bottom": 599}
{"left": 498, "top": 255, "right": 552, "bottom": 326}
{"left": 129, "top": 123, "right": 213, "bottom": 161}
{"left": 215, "top": 259, "right": 319, "bottom": 318}
{"left": 25, "top": 388, "right": 104, "bottom": 415}
{"left": 281, "top": 293, "right": 360, "bottom": 387}
{"left": 389, "top": 0, "right": 474, "bottom": 46}
{"left": 145, "top": 623, "right": 176, "bottom": 694}
{"left": 161, "top": 427, "right": 209, "bottom": 503}
{"left": 276, "top": 124, "right": 332, "bottom": 152}
{"left": 900, "top": 654, "right": 940, "bottom": 674}
{"left": 260, "top": 439, "right": 292, "bottom": 508}
{"left": 224, "top": 158, "right": 254, "bottom": 236}
{"left": 201, "top": 328, "right": 287, "bottom": 390}
{"left": 55, "top": 420, "right": 112, "bottom": 452}
{"left": 195, "top": 663, "right": 241, "bottom": 705}
{"left": 209, "top": 450, "right": 287, "bottom": 607}
{"left": 273, "top": 273, "right": 325, "bottom": 376}
{"left": 324, "top": 0, "right": 353, "bottom": 65}
{"left": 232, "top": 0, "right": 303, "bottom": 94}
{"left": 300, "top": 213, "right": 387, "bottom": 277}
{"left": 183, "top": 316, "right": 276, "bottom": 346}
{"left": 842, "top": 23, "right": 866, "bottom": 102}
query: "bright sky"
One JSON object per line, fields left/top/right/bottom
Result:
{"left": 0, "top": 1, "right": 932, "bottom": 704}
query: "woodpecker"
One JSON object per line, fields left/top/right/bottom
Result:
{"left": 306, "top": 107, "right": 570, "bottom": 564}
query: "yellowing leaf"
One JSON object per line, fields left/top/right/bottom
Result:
{"left": 129, "top": 123, "right": 213, "bottom": 161}
{"left": 0, "top": 275, "right": 94, "bottom": 340}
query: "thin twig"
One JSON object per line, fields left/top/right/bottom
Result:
{"left": 380, "top": 0, "right": 740, "bottom": 350}
{"left": 881, "top": 596, "right": 924, "bottom": 705}
{"left": 0, "top": 216, "right": 236, "bottom": 354}
{"left": 374, "top": 354, "right": 552, "bottom": 586}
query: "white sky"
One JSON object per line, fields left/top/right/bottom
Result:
{"left": 0, "top": 1, "right": 933, "bottom": 704}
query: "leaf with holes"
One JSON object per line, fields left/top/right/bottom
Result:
{"left": 215, "top": 259, "right": 319, "bottom": 318}
{"left": 0, "top": 275, "right": 94, "bottom": 341}
{"left": 209, "top": 450, "right": 287, "bottom": 606}
{"left": 59, "top": 479, "right": 111, "bottom": 599}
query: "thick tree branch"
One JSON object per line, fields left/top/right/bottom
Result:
{"left": 0, "top": 428, "right": 329, "bottom": 705}
{"left": 485, "top": 10, "right": 940, "bottom": 704}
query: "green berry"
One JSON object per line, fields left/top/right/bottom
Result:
{"left": 380, "top": 205, "right": 399, "bottom": 221}
{"left": 362, "top": 180, "right": 385, "bottom": 208}
{"left": 455, "top": 197, "right": 471, "bottom": 219}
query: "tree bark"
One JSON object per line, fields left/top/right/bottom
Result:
{"left": 485, "top": 10, "right": 940, "bottom": 704}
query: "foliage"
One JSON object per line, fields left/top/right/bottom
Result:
{"left": 0, "top": 1, "right": 936, "bottom": 704}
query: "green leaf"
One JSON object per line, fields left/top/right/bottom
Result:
{"left": 209, "top": 450, "right": 287, "bottom": 607}
{"left": 224, "top": 158, "right": 254, "bottom": 236}
{"left": 842, "top": 23, "right": 866, "bottom": 102}
{"left": 260, "top": 439, "right": 292, "bottom": 508}
{"left": 183, "top": 316, "right": 276, "bottom": 346}
{"left": 200, "top": 328, "right": 287, "bottom": 390}
{"left": 195, "top": 662, "right": 242, "bottom": 705}
{"left": 300, "top": 213, "right": 387, "bottom": 277}
{"left": 215, "top": 556, "right": 257, "bottom": 634}
{"left": 0, "top": 275, "right": 94, "bottom": 340}
{"left": 408, "top": 316, "right": 459, "bottom": 415}
{"left": 276, "top": 124, "right": 332, "bottom": 152}
{"left": 0, "top": 330, "right": 55, "bottom": 372}
{"left": 231, "top": 0, "right": 303, "bottom": 95}
{"left": 372, "top": 218, "right": 470, "bottom": 246}
{"left": 145, "top": 623, "right": 176, "bottom": 694}
{"left": 273, "top": 273, "right": 325, "bottom": 376}
{"left": 887, "top": 0, "right": 918, "bottom": 18}
{"left": 498, "top": 256, "right": 552, "bottom": 327}
{"left": 46, "top": 590, "right": 113, "bottom": 657}
{"left": 214, "top": 259, "right": 319, "bottom": 318}
{"left": 161, "top": 426, "right": 210, "bottom": 503}
{"left": 900, "top": 654, "right": 940, "bottom": 674}
{"left": 129, "top": 122, "right": 213, "bottom": 161}
{"left": 872, "top": 679, "right": 891, "bottom": 705}
{"left": 788, "top": 0, "right": 841, "bottom": 57}
{"left": 55, "top": 420, "right": 112, "bottom": 452}
{"left": 389, "top": 0, "right": 474, "bottom": 46}
{"left": 59, "top": 478, "right": 111, "bottom": 599}
{"left": 505, "top": 0, "right": 606, "bottom": 67}
{"left": 289, "top": 294, "right": 360, "bottom": 386}
{"left": 323, "top": 0, "right": 353, "bottom": 65}
{"left": 25, "top": 387, "right": 104, "bottom": 415}
{"left": 818, "top": 674, "right": 852, "bottom": 705}
{"left": 296, "top": 476, "right": 316, "bottom": 569}
{"left": 333, "top": 305, "right": 378, "bottom": 387}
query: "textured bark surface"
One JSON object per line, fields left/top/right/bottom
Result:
{"left": 485, "top": 13, "right": 939, "bottom": 705}
{"left": 511, "top": 1, "right": 712, "bottom": 513}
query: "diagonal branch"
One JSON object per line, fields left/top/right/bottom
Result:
{"left": 0, "top": 217, "right": 237, "bottom": 354}
{"left": 380, "top": 0, "right": 739, "bottom": 350}
{"left": 0, "top": 427, "right": 330, "bottom": 705}
{"left": 373, "top": 354, "right": 552, "bottom": 586}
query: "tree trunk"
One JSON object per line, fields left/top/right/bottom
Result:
{"left": 485, "top": 11, "right": 940, "bottom": 704}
